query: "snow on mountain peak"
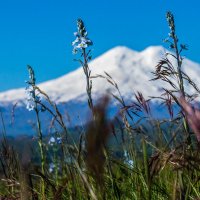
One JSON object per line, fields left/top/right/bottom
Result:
{"left": 0, "top": 45, "right": 199, "bottom": 105}
{"left": 102, "top": 46, "right": 138, "bottom": 57}
{"left": 142, "top": 45, "right": 165, "bottom": 56}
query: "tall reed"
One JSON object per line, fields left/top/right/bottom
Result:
{"left": 26, "top": 65, "right": 46, "bottom": 199}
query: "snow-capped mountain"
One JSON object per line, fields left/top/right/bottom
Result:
{"left": 1, "top": 46, "right": 200, "bottom": 135}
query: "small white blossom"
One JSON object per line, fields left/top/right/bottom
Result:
{"left": 56, "top": 137, "right": 62, "bottom": 144}
{"left": 72, "top": 19, "right": 93, "bottom": 54}
{"left": 72, "top": 36, "right": 92, "bottom": 53}
{"left": 49, "top": 163, "right": 55, "bottom": 173}
{"left": 48, "top": 136, "right": 62, "bottom": 145}
{"left": 77, "top": 42, "right": 88, "bottom": 49}
{"left": 25, "top": 86, "right": 41, "bottom": 111}
{"left": 49, "top": 136, "right": 56, "bottom": 144}
{"left": 124, "top": 150, "right": 134, "bottom": 168}
{"left": 73, "top": 32, "right": 78, "bottom": 36}
{"left": 25, "top": 86, "right": 36, "bottom": 111}
{"left": 126, "top": 159, "right": 134, "bottom": 168}
{"left": 72, "top": 37, "right": 79, "bottom": 46}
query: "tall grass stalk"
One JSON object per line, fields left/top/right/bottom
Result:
{"left": 26, "top": 66, "right": 45, "bottom": 199}
{"left": 166, "top": 12, "right": 185, "bottom": 97}
{"left": 166, "top": 11, "right": 192, "bottom": 147}
{"left": 72, "top": 18, "right": 94, "bottom": 115}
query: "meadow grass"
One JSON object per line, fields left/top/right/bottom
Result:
{"left": 0, "top": 11, "right": 200, "bottom": 200}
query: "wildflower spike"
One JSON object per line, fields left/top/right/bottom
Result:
{"left": 72, "top": 18, "right": 93, "bottom": 54}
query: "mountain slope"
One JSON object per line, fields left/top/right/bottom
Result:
{"left": 1, "top": 45, "right": 200, "bottom": 104}
{"left": 0, "top": 46, "right": 169, "bottom": 103}
{"left": 1, "top": 45, "right": 200, "bottom": 135}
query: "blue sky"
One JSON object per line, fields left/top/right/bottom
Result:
{"left": 0, "top": 0, "right": 199, "bottom": 91}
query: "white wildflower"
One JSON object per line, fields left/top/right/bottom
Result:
{"left": 56, "top": 137, "right": 62, "bottom": 144}
{"left": 124, "top": 150, "right": 134, "bottom": 168}
{"left": 48, "top": 136, "right": 62, "bottom": 145}
{"left": 25, "top": 86, "right": 36, "bottom": 111}
{"left": 49, "top": 136, "right": 56, "bottom": 145}
{"left": 49, "top": 163, "right": 55, "bottom": 173}
{"left": 73, "top": 32, "right": 78, "bottom": 36}
{"left": 72, "top": 18, "right": 93, "bottom": 54}
{"left": 25, "top": 85, "right": 41, "bottom": 111}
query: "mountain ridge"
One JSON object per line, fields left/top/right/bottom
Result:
{"left": 0, "top": 45, "right": 169, "bottom": 104}
{"left": 1, "top": 45, "right": 200, "bottom": 135}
